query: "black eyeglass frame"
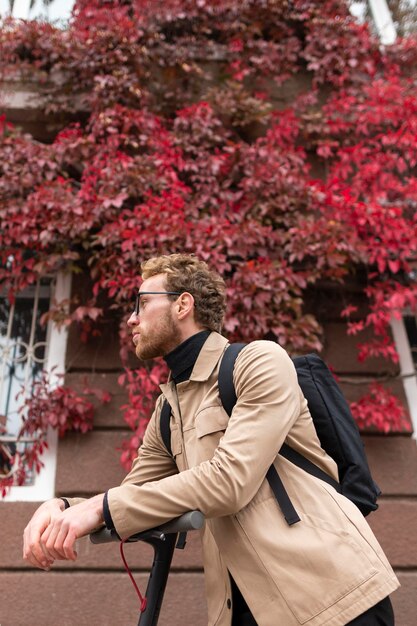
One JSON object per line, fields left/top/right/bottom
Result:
{"left": 133, "top": 291, "right": 182, "bottom": 316}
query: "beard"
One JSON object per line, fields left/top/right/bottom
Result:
{"left": 135, "top": 308, "right": 182, "bottom": 361}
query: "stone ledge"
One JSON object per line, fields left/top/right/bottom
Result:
{"left": 363, "top": 435, "right": 417, "bottom": 495}
{"left": 367, "top": 499, "right": 417, "bottom": 567}
{"left": 0, "top": 570, "right": 207, "bottom": 626}
{"left": 392, "top": 571, "right": 417, "bottom": 626}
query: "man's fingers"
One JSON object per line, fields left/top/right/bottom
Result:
{"left": 23, "top": 545, "right": 52, "bottom": 570}
{"left": 62, "top": 528, "right": 78, "bottom": 561}
{"left": 41, "top": 518, "right": 78, "bottom": 561}
{"left": 40, "top": 524, "right": 55, "bottom": 559}
{"left": 42, "top": 520, "right": 67, "bottom": 560}
{"left": 23, "top": 526, "right": 53, "bottom": 570}
{"left": 53, "top": 523, "right": 78, "bottom": 561}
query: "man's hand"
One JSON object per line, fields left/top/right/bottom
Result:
{"left": 23, "top": 498, "right": 67, "bottom": 570}
{"left": 39, "top": 494, "right": 105, "bottom": 562}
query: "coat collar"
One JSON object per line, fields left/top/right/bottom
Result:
{"left": 189, "top": 331, "right": 228, "bottom": 381}
{"left": 159, "top": 332, "right": 228, "bottom": 401}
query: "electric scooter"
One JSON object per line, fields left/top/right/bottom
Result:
{"left": 90, "top": 511, "right": 204, "bottom": 626}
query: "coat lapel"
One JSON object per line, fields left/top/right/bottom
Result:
{"left": 189, "top": 331, "right": 228, "bottom": 382}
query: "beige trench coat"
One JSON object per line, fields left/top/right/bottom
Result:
{"left": 104, "top": 332, "right": 399, "bottom": 625}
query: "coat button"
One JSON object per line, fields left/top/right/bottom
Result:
{"left": 227, "top": 599, "right": 232, "bottom": 609}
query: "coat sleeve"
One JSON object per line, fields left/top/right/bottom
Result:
{"left": 62, "top": 395, "right": 178, "bottom": 508}
{"left": 107, "top": 341, "right": 301, "bottom": 539}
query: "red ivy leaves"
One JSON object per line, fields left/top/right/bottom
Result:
{"left": 118, "top": 361, "right": 168, "bottom": 471}
{"left": 1, "top": 0, "right": 417, "bottom": 488}
{"left": 19, "top": 374, "right": 95, "bottom": 437}
{"left": 351, "top": 383, "right": 411, "bottom": 433}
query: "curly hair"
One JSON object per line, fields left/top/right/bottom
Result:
{"left": 141, "top": 254, "right": 226, "bottom": 332}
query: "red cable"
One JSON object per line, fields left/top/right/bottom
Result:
{"left": 120, "top": 539, "right": 147, "bottom": 613}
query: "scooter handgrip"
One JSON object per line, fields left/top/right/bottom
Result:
{"left": 90, "top": 510, "right": 204, "bottom": 544}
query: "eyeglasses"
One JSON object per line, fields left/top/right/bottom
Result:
{"left": 133, "top": 291, "right": 182, "bottom": 316}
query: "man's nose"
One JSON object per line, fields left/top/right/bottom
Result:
{"left": 127, "top": 311, "right": 139, "bottom": 327}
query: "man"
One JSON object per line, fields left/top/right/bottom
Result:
{"left": 24, "top": 254, "right": 399, "bottom": 625}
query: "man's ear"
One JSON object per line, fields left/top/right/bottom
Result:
{"left": 175, "top": 292, "right": 195, "bottom": 320}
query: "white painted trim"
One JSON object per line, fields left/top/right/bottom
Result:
{"left": 368, "top": 0, "right": 397, "bottom": 45}
{"left": 390, "top": 317, "right": 417, "bottom": 440}
{"left": 3, "top": 271, "right": 72, "bottom": 501}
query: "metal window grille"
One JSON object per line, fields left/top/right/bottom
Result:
{"left": 0, "top": 278, "right": 51, "bottom": 484}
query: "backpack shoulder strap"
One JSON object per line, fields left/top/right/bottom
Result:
{"left": 160, "top": 399, "right": 172, "bottom": 456}
{"left": 280, "top": 443, "right": 340, "bottom": 492}
{"left": 218, "top": 343, "right": 247, "bottom": 415}
{"left": 218, "top": 342, "right": 301, "bottom": 526}
{"left": 160, "top": 399, "right": 189, "bottom": 549}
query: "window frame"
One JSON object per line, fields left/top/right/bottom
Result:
{"left": 368, "top": 0, "right": 398, "bottom": 44}
{"left": 2, "top": 270, "right": 71, "bottom": 501}
{"left": 391, "top": 316, "right": 417, "bottom": 439}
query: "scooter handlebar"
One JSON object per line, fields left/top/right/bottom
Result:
{"left": 90, "top": 510, "right": 204, "bottom": 544}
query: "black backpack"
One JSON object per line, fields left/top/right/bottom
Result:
{"left": 160, "top": 343, "right": 381, "bottom": 526}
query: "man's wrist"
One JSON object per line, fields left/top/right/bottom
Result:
{"left": 58, "top": 497, "right": 70, "bottom": 511}
{"left": 89, "top": 493, "right": 105, "bottom": 525}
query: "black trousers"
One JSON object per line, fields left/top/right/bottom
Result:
{"left": 346, "top": 596, "right": 395, "bottom": 625}
{"left": 232, "top": 596, "right": 394, "bottom": 626}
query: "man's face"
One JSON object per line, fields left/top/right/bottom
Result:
{"left": 128, "top": 273, "right": 182, "bottom": 361}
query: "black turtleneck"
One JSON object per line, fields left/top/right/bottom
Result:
{"left": 164, "top": 330, "right": 211, "bottom": 383}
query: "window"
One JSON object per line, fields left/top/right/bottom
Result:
{"left": 0, "top": 0, "right": 75, "bottom": 22}
{"left": 0, "top": 271, "right": 71, "bottom": 501}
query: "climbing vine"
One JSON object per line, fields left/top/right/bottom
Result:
{"left": 0, "top": 0, "right": 415, "bottom": 490}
